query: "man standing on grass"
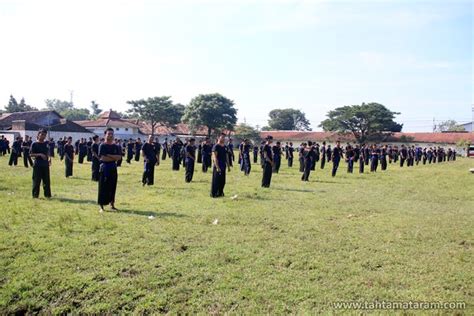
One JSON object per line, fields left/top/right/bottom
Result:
{"left": 22, "top": 135, "right": 33, "bottom": 168}
{"left": 331, "top": 140, "right": 343, "bottom": 177}
{"left": 64, "top": 137, "right": 75, "bottom": 178}
{"left": 171, "top": 137, "right": 183, "bottom": 171}
{"left": 142, "top": 135, "right": 159, "bottom": 186}
{"left": 185, "top": 138, "right": 196, "bottom": 183}
{"left": 126, "top": 138, "right": 134, "bottom": 163}
{"left": 201, "top": 137, "right": 212, "bottom": 173}
{"left": 261, "top": 135, "right": 274, "bottom": 188}
{"left": 98, "top": 128, "right": 122, "bottom": 212}
{"left": 287, "top": 142, "right": 294, "bottom": 167}
{"left": 91, "top": 135, "right": 100, "bottom": 182}
{"left": 302, "top": 141, "right": 315, "bottom": 182}
{"left": 29, "top": 129, "right": 51, "bottom": 199}
{"left": 211, "top": 133, "right": 230, "bottom": 198}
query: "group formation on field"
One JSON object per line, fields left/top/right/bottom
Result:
{"left": 0, "top": 129, "right": 458, "bottom": 212}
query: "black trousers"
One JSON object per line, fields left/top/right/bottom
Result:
{"left": 161, "top": 149, "right": 167, "bottom": 161}
{"left": 211, "top": 167, "right": 226, "bottom": 198}
{"left": 371, "top": 158, "right": 378, "bottom": 172}
{"left": 320, "top": 157, "right": 326, "bottom": 169}
{"left": 65, "top": 157, "right": 74, "bottom": 177}
{"left": 299, "top": 157, "right": 304, "bottom": 172}
{"left": 78, "top": 152, "right": 85, "bottom": 164}
{"left": 381, "top": 157, "right": 387, "bottom": 170}
{"left": 347, "top": 159, "right": 354, "bottom": 173}
{"left": 172, "top": 156, "right": 180, "bottom": 170}
{"left": 23, "top": 152, "right": 33, "bottom": 168}
{"left": 98, "top": 168, "right": 118, "bottom": 206}
{"left": 126, "top": 151, "right": 133, "bottom": 163}
{"left": 400, "top": 158, "right": 406, "bottom": 167}
{"left": 92, "top": 159, "right": 100, "bottom": 181}
{"left": 135, "top": 152, "right": 141, "bottom": 162}
{"left": 288, "top": 156, "right": 293, "bottom": 167}
{"left": 262, "top": 162, "right": 273, "bottom": 187}
{"left": 202, "top": 155, "right": 211, "bottom": 172}
{"left": 8, "top": 151, "right": 18, "bottom": 166}
{"left": 185, "top": 160, "right": 195, "bottom": 183}
{"left": 253, "top": 152, "right": 258, "bottom": 163}
{"left": 273, "top": 158, "right": 281, "bottom": 173}
{"left": 301, "top": 161, "right": 311, "bottom": 181}
{"left": 142, "top": 160, "right": 156, "bottom": 185}
{"left": 242, "top": 154, "right": 251, "bottom": 175}
{"left": 32, "top": 165, "right": 51, "bottom": 198}
{"left": 332, "top": 158, "right": 340, "bottom": 177}
{"left": 359, "top": 159, "right": 364, "bottom": 173}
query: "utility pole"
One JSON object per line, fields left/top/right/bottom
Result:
{"left": 69, "top": 90, "right": 74, "bottom": 106}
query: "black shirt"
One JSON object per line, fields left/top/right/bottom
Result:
{"left": 99, "top": 143, "right": 120, "bottom": 163}
{"left": 142, "top": 142, "right": 157, "bottom": 162}
{"left": 30, "top": 141, "right": 49, "bottom": 167}
{"left": 186, "top": 144, "right": 196, "bottom": 161}
{"left": 212, "top": 144, "right": 227, "bottom": 170}
{"left": 263, "top": 144, "right": 273, "bottom": 163}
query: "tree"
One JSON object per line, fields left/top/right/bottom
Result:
{"left": 90, "top": 101, "right": 102, "bottom": 118}
{"left": 4, "top": 95, "right": 37, "bottom": 112}
{"left": 319, "top": 102, "right": 403, "bottom": 144}
{"left": 127, "top": 96, "right": 184, "bottom": 136}
{"left": 435, "top": 120, "right": 464, "bottom": 132}
{"left": 61, "top": 108, "right": 91, "bottom": 120}
{"left": 267, "top": 108, "right": 311, "bottom": 131}
{"left": 44, "top": 99, "right": 74, "bottom": 113}
{"left": 183, "top": 93, "right": 238, "bottom": 137}
{"left": 234, "top": 123, "right": 261, "bottom": 142}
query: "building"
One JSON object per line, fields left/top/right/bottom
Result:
{"left": 459, "top": 122, "right": 473, "bottom": 132}
{"left": 75, "top": 110, "right": 144, "bottom": 140}
{"left": 0, "top": 110, "right": 93, "bottom": 142}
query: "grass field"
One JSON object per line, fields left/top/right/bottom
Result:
{"left": 0, "top": 154, "right": 473, "bottom": 314}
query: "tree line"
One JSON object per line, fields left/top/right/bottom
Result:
{"left": 8, "top": 94, "right": 467, "bottom": 144}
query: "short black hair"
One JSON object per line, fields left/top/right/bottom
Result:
{"left": 104, "top": 127, "right": 114, "bottom": 134}
{"left": 266, "top": 135, "right": 273, "bottom": 140}
{"left": 38, "top": 128, "right": 47, "bottom": 135}
{"left": 93, "top": 135, "right": 99, "bottom": 141}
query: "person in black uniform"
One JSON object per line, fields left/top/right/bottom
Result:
{"left": 259, "top": 141, "right": 266, "bottom": 168}
{"left": 272, "top": 141, "right": 282, "bottom": 173}
{"left": 227, "top": 138, "right": 235, "bottom": 167}
{"left": 185, "top": 138, "right": 196, "bottom": 183}
{"left": 98, "top": 128, "right": 122, "bottom": 212}
{"left": 9, "top": 136, "right": 22, "bottom": 166}
{"left": 134, "top": 138, "right": 142, "bottom": 162}
{"left": 30, "top": 129, "right": 52, "bottom": 199}
{"left": 399, "top": 145, "right": 407, "bottom": 167}
{"left": 153, "top": 137, "right": 161, "bottom": 164}
{"left": 253, "top": 144, "right": 259, "bottom": 163}
{"left": 261, "top": 136, "right": 274, "bottom": 188}
{"left": 201, "top": 137, "right": 212, "bottom": 172}
{"left": 240, "top": 139, "right": 252, "bottom": 176}
{"left": 345, "top": 145, "right": 354, "bottom": 173}
{"left": 48, "top": 138, "right": 55, "bottom": 158}
{"left": 331, "top": 141, "right": 343, "bottom": 177}
{"left": 64, "top": 137, "right": 75, "bottom": 178}
{"left": 370, "top": 145, "right": 379, "bottom": 172}
{"left": 22, "top": 135, "right": 33, "bottom": 168}
{"left": 364, "top": 145, "right": 370, "bottom": 166}
{"left": 287, "top": 142, "right": 294, "bottom": 167}
{"left": 161, "top": 138, "right": 168, "bottom": 161}
{"left": 326, "top": 144, "right": 332, "bottom": 164}
{"left": 211, "top": 133, "right": 230, "bottom": 198}
{"left": 171, "top": 137, "right": 184, "bottom": 171}
{"left": 302, "top": 141, "right": 316, "bottom": 181}
{"left": 311, "top": 143, "right": 319, "bottom": 170}
{"left": 380, "top": 145, "right": 388, "bottom": 171}
{"left": 77, "top": 138, "right": 86, "bottom": 163}
{"left": 359, "top": 146, "right": 365, "bottom": 174}
{"left": 320, "top": 141, "right": 326, "bottom": 169}
{"left": 126, "top": 138, "right": 134, "bottom": 163}
{"left": 142, "top": 135, "right": 159, "bottom": 186}
{"left": 86, "top": 137, "right": 93, "bottom": 162}
{"left": 58, "top": 138, "right": 65, "bottom": 160}
{"left": 197, "top": 139, "right": 203, "bottom": 164}
{"left": 298, "top": 143, "right": 305, "bottom": 172}
{"left": 91, "top": 135, "right": 100, "bottom": 181}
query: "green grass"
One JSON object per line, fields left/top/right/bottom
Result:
{"left": 0, "top": 154, "right": 473, "bottom": 314}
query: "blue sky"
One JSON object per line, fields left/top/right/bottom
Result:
{"left": 0, "top": 0, "right": 472, "bottom": 131}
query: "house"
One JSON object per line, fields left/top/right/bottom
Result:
{"left": 0, "top": 110, "right": 93, "bottom": 142}
{"left": 75, "top": 110, "right": 144, "bottom": 140}
{"left": 459, "top": 122, "right": 473, "bottom": 132}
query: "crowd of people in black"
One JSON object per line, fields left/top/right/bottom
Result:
{"left": 0, "top": 131, "right": 459, "bottom": 211}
